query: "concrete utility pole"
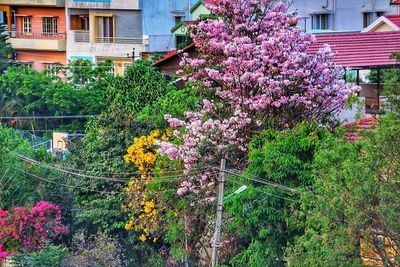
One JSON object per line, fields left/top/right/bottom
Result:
{"left": 211, "top": 158, "right": 226, "bottom": 267}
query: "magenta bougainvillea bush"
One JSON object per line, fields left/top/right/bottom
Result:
{"left": 158, "top": 0, "right": 359, "bottom": 194}
{"left": 0, "top": 201, "right": 68, "bottom": 259}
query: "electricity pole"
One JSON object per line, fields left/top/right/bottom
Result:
{"left": 211, "top": 158, "right": 226, "bottom": 267}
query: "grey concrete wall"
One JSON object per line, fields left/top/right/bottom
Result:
{"left": 115, "top": 10, "right": 142, "bottom": 38}
{"left": 287, "top": 0, "right": 399, "bottom": 32}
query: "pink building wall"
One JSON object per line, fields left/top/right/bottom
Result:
{"left": 13, "top": 7, "right": 66, "bottom": 71}
{"left": 14, "top": 7, "right": 66, "bottom": 35}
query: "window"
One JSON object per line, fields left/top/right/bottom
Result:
{"left": 96, "top": 16, "right": 114, "bottom": 43}
{"left": 19, "top": 62, "right": 32, "bottom": 68}
{"left": 22, "top": 17, "right": 32, "bottom": 35}
{"left": 175, "top": 35, "right": 188, "bottom": 49}
{"left": 363, "top": 12, "right": 373, "bottom": 28}
{"left": 81, "top": 16, "right": 89, "bottom": 31}
{"left": 311, "top": 14, "right": 329, "bottom": 30}
{"left": 123, "top": 62, "right": 132, "bottom": 74}
{"left": 376, "top": 11, "right": 385, "bottom": 17}
{"left": 44, "top": 63, "right": 61, "bottom": 76}
{"left": 42, "top": 17, "right": 58, "bottom": 35}
{"left": 174, "top": 16, "right": 183, "bottom": 25}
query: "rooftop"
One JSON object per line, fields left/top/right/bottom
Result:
{"left": 309, "top": 31, "right": 400, "bottom": 68}
{"left": 384, "top": 14, "right": 400, "bottom": 27}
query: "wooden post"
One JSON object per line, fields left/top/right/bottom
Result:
{"left": 376, "top": 68, "right": 381, "bottom": 113}
{"left": 211, "top": 159, "right": 226, "bottom": 267}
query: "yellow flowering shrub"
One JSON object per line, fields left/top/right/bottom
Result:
{"left": 123, "top": 130, "right": 172, "bottom": 242}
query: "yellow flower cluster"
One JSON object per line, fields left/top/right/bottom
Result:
{"left": 123, "top": 130, "right": 172, "bottom": 242}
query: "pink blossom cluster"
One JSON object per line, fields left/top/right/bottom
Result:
{"left": 159, "top": 0, "right": 359, "bottom": 191}
{"left": 0, "top": 201, "right": 68, "bottom": 259}
{"left": 0, "top": 244, "right": 8, "bottom": 260}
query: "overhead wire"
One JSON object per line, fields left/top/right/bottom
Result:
{"left": 17, "top": 168, "right": 181, "bottom": 195}
{"left": 15, "top": 153, "right": 216, "bottom": 183}
{"left": 0, "top": 115, "right": 99, "bottom": 120}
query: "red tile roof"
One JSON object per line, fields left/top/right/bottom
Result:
{"left": 155, "top": 30, "right": 400, "bottom": 70}
{"left": 309, "top": 31, "right": 400, "bottom": 68}
{"left": 390, "top": 0, "right": 400, "bottom": 4}
{"left": 384, "top": 14, "right": 400, "bottom": 27}
{"left": 152, "top": 43, "right": 196, "bottom": 66}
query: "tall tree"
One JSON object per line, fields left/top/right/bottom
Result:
{"left": 0, "top": 23, "right": 13, "bottom": 74}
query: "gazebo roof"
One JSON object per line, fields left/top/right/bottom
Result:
{"left": 309, "top": 31, "right": 400, "bottom": 69}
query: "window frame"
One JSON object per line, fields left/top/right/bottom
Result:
{"left": 311, "top": 13, "right": 330, "bottom": 30}
{"left": 363, "top": 12, "right": 373, "bottom": 28}
{"left": 95, "top": 15, "right": 115, "bottom": 43}
{"left": 42, "top": 17, "right": 58, "bottom": 35}
{"left": 22, "top": 16, "right": 32, "bottom": 35}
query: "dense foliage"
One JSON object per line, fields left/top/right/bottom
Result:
{"left": 1, "top": 0, "right": 399, "bottom": 266}
{"left": 0, "top": 23, "right": 13, "bottom": 74}
{"left": 0, "top": 201, "right": 68, "bottom": 259}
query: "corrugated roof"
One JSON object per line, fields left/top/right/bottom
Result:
{"left": 390, "top": 0, "right": 400, "bottom": 4}
{"left": 309, "top": 31, "right": 400, "bottom": 68}
{"left": 152, "top": 43, "right": 196, "bottom": 66}
{"left": 384, "top": 14, "right": 400, "bottom": 27}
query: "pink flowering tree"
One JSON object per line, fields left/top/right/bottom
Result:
{"left": 0, "top": 201, "right": 68, "bottom": 260}
{"left": 159, "top": 0, "right": 359, "bottom": 194}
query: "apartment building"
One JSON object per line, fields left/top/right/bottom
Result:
{"left": 141, "top": 0, "right": 198, "bottom": 52}
{"left": 0, "top": 0, "right": 66, "bottom": 71}
{"left": 65, "top": 0, "right": 144, "bottom": 75}
{"left": 287, "top": 0, "right": 400, "bottom": 33}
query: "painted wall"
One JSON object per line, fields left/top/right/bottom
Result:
{"left": 67, "top": 0, "right": 139, "bottom": 10}
{"left": 287, "top": 0, "right": 399, "bottom": 32}
{"left": 16, "top": 51, "right": 66, "bottom": 71}
{"left": 191, "top": 4, "right": 209, "bottom": 19}
{"left": 66, "top": 8, "right": 144, "bottom": 63}
{"left": 374, "top": 22, "right": 395, "bottom": 32}
{"left": 0, "top": 0, "right": 65, "bottom": 7}
{"left": 14, "top": 7, "right": 66, "bottom": 34}
{"left": 141, "top": 0, "right": 198, "bottom": 52}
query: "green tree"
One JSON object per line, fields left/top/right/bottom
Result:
{"left": 0, "top": 23, "right": 13, "bottom": 74}
{"left": 288, "top": 114, "right": 400, "bottom": 266}
{"left": 224, "top": 123, "right": 330, "bottom": 266}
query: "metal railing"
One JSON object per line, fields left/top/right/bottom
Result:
{"left": 8, "top": 31, "right": 66, "bottom": 40}
{"left": 74, "top": 30, "right": 90, "bottom": 43}
{"left": 95, "top": 37, "right": 143, "bottom": 44}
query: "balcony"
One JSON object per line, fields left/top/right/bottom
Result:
{"left": 0, "top": 0, "right": 65, "bottom": 6}
{"left": 66, "top": 0, "right": 139, "bottom": 10}
{"left": 74, "top": 31, "right": 89, "bottom": 42}
{"left": 95, "top": 37, "right": 143, "bottom": 45}
{"left": 8, "top": 32, "right": 66, "bottom": 51}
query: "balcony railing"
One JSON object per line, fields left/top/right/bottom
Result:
{"left": 95, "top": 37, "right": 143, "bottom": 45}
{"left": 7, "top": 31, "right": 66, "bottom": 51}
{"left": 74, "top": 31, "right": 90, "bottom": 43}
{"left": 8, "top": 31, "right": 66, "bottom": 40}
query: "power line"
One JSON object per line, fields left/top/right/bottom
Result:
{"left": 15, "top": 153, "right": 214, "bottom": 183}
{"left": 18, "top": 169, "right": 116, "bottom": 195}
{"left": 225, "top": 177, "right": 299, "bottom": 203}
{"left": 0, "top": 115, "right": 99, "bottom": 120}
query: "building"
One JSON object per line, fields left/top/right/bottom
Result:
{"left": 286, "top": 0, "right": 400, "bottom": 33}
{"left": 141, "top": 0, "right": 198, "bottom": 52}
{"left": 0, "top": 0, "right": 67, "bottom": 71}
{"left": 65, "top": 0, "right": 144, "bottom": 75}
{"left": 170, "top": 0, "right": 212, "bottom": 50}
{"left": 363, "top": 14, "right": 400, "bottom": 32}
